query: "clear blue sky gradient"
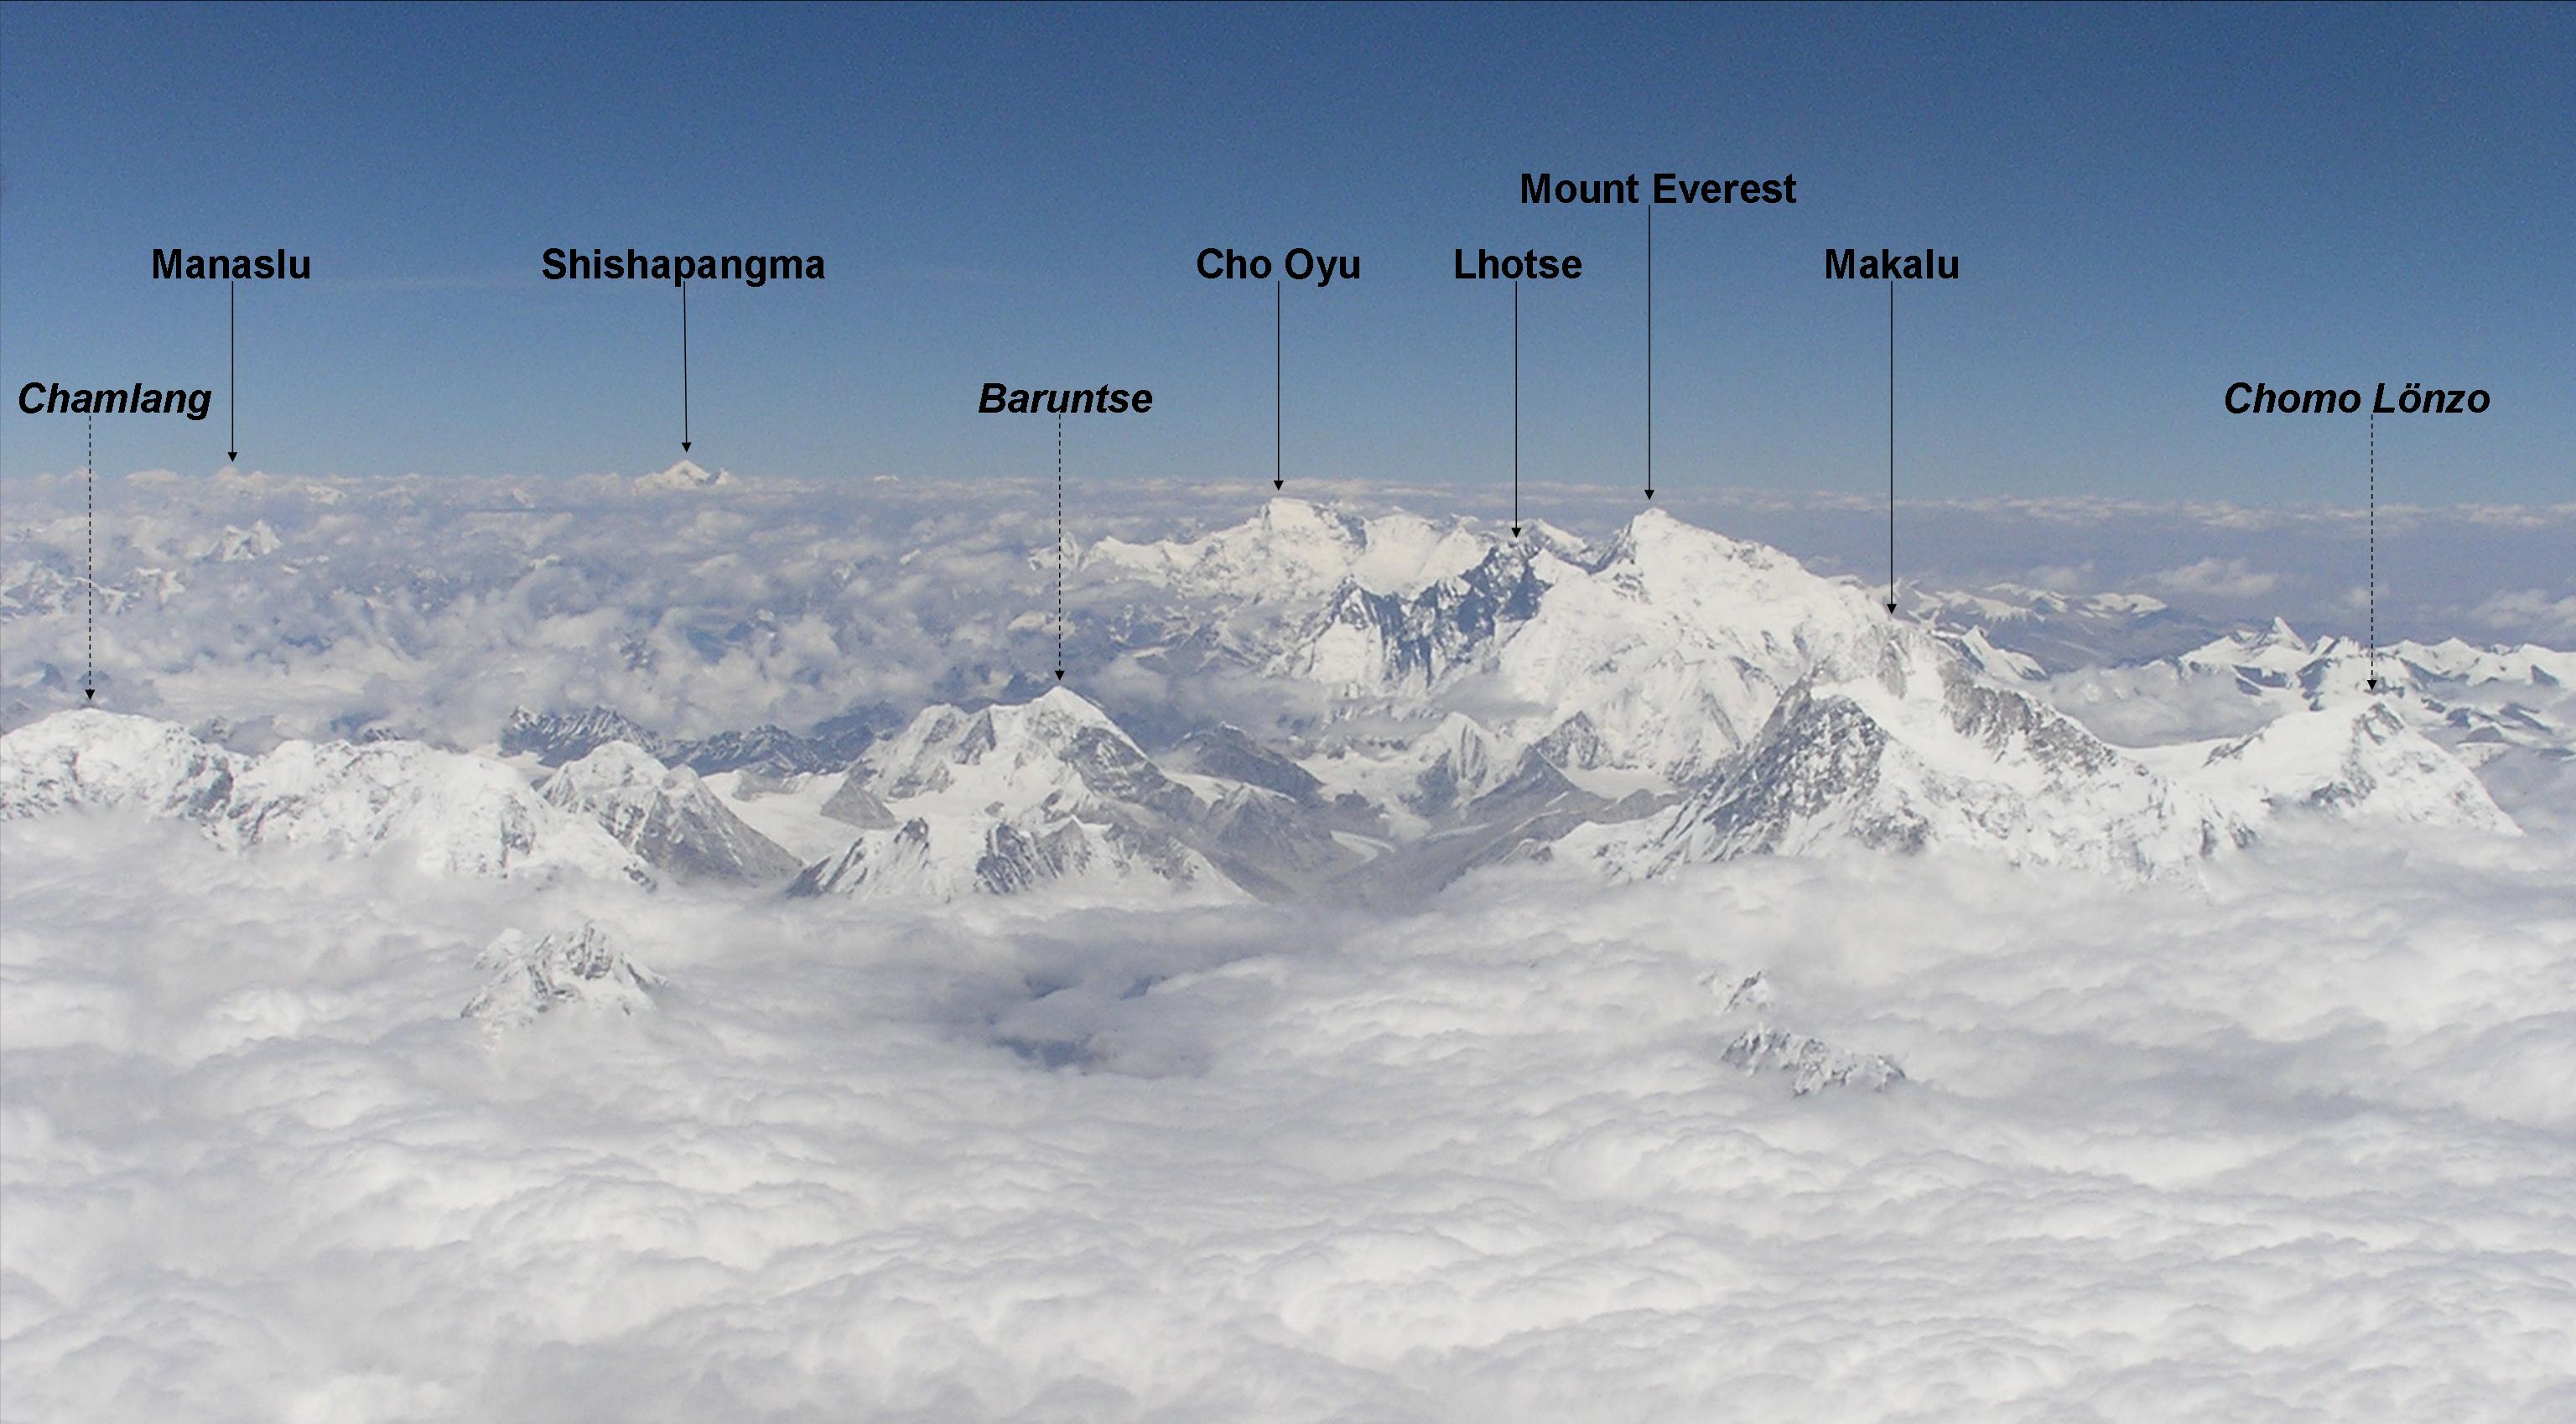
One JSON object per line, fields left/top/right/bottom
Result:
{"left": 3, "top": 2, "right": 2569, "bottom": 504}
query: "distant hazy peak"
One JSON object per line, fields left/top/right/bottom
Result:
{"left": 633, "top": 458, "right": 734, "bottom": 491}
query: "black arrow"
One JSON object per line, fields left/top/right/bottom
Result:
{"left": 1054, "top": 411, "right": 1066, "bottom": 679}
{"left": 1512, "top": 279, "right": 1522, "bottom": 538}
{"left": 2367, "top": 411, "right": 2379, "bottom": 692}
{"left": 227, "top": 280, "right": 237, "bottom": 463}
{"left": 86, "top": 413, "right": 96, "bottom": 699}
{"left": 679, "top": 278, "right": 692, "bottom": 452}
{"left": 1274, "top": 279, "right": 1283, "bottom": 491}
{"left": 1885, "top": 280, "right": 1897, "bottom": 613}
{"left": 1644, "top": 205, "right": 1654, "bottom": 500}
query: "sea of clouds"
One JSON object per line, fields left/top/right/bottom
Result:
{"left": 4, "top": 467, "right": 2573, "bottom": 1420}
{"left": 6, "top": 814, "right": 2570, "bottom": 1421}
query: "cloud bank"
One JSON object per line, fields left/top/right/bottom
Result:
{"left": 5, "top": 815, "right": 2572, "bottom": 1421}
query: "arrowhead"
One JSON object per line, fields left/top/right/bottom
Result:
{"left": 681, "top": 441, "right": 692, "bottom": 452}
{"left": 228, "top": 451, "right": 237, "bottom": 461}
{"left": 1644, "top": 488, "right": 1654, "bottom": 499}
{"left": 1053, "top": 669, "right": 1065, "bottom": 681}
{"left": 84, "top": 688, "right": 95, "bottom": 701}
{"left": 1510, "top": 525, "right": 1522, "bottom": 538}
{"left": 1273, "top": 479, "right": 1283, "bottom": 490}
{"left": 2367, "top": 677, "right": 2381, "bottom": 691}
{"left": 1885, "top": 601, "right": 1898, "bottom": 614}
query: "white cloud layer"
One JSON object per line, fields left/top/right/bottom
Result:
{"left": 2470, "top": 588, "right": 2576, "bottom": 640}
{"left": 2147, "top": 555, "right": 2282, "bottom": 599}
{"left": 6, "top": 815, "right": 2572, "bottom": 1421}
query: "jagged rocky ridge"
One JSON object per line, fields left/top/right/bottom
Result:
{"left": 462, "top": 922, "right": 663, "bottom": 1029}
{"left": 540, "top": 741, "right": 805, "bottom": 883}
{"left": 502, "top": 703, "right": 900, "bottom": 776}
{"left": 1711, "top": 973, "right": 1903, "bottom": 1095}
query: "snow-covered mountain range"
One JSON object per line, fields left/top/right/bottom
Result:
{"left": 3, "top": 501, "right": 2550, "bottom": 902}
{"left": 1, "top": 709, "right": 649, "bottom": 882}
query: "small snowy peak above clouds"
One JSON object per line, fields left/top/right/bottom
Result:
{"left": 1, "top": 709, "right": 652, "bottom": 883}
{"left": 1706, "top": 969, "right": 1903, "bottom": 1094}
{"left": 461, "top": 922, "right": 662, "bottom": 1030}
{"left": 2179, "top": 619, "right": 2365, "bottom": 689}
{"left": 2163, "top": 702, "right": 2518, "bottom": 833}
{"left": 1721, "top": 1025, "right": 1906, "bottom": 1094}
{"left": 631, "top": 458, "right": 735, "bottom": 492}
{"left": 1085, "top": 497, "right": 1493, "bottom": 602}
{"left": 539, "top": 741, "right": 802, "bottom": 884}
{"left": 188, "top": 521, "right": 282, "bottom": 563}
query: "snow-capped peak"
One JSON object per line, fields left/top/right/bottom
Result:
{"left": 2172, "top": 702, "right": 2516, "bottom": 832}
{"left": 188, "top": 521, "right": 282, "bottom": 563}
{"left": 633, "top": 459, "right": 735, "bottom": 491}
{"left": 865, "top": 689, "right": 1194, "bottom": 824}
{"left": 461, "top": 922, "right": 663, "bottom": 1029}
{"left": 1472, "top": 508, "right": 1897, "bottom": 778}
{"left": 2183, "top": 618, "right": 2314, "bottom": 675}
{"left": 787, "top": 688, "right": 1233, "bottom": 905}
{"left": 0, "top": 709, "right": 242, "bottom": 820}
{"left": 2, "top": 709, "right": 652, "bottom": 883}
{"left": 1086, "top": 498, "right": 1493, "bottom": 600}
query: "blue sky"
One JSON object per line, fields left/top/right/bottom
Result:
{"left": 3, "top": 2, "right": 2568, "bottom": 505}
